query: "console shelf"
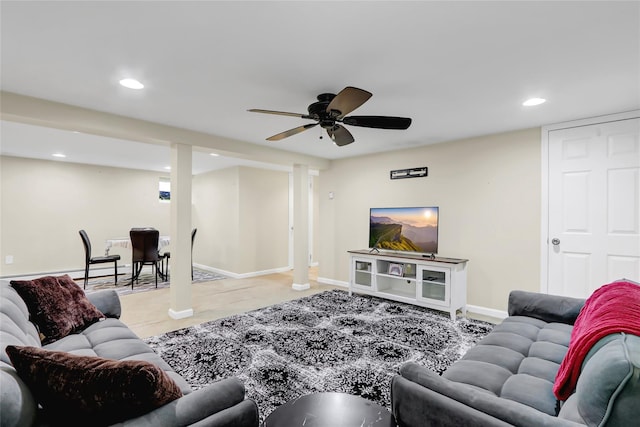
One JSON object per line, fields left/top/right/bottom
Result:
{"left": 348, "top": 250, "right": 468, "bottom": 320}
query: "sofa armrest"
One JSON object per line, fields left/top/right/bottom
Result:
{"left": 87, "top": 290, "right": 121, "bottom": 319}
{"left": 118, "top": 377, "right": 258, "bottom": 427}
{"left": 508, "top": 291, "right": 584, "bottom": 325}
{"left": 393, "top": 363, "right": 584, "bottom": 427}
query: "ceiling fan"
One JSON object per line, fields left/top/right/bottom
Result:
{"left": 248, "top": 86, "right": 412, "bottom": 146}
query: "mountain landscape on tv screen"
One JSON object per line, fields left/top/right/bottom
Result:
{"left": 370, "top": 215, "right": 438, "bottom": 253}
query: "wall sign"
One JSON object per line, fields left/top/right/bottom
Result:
{"left": 390, "top": 167, "right": 428, "bottom": 180}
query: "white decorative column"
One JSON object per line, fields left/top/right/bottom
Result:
{"left": 168, "top": 142, "right": 194, "bottom": 319}
{"left": 292, "top": 164, "right": 310, "bottom": 290}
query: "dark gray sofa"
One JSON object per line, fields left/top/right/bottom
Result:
{"left": 391, "top": 290, "right": 640, "bottom": 426}
{"left": 0, "top": 280, "right": 259, "bottom": 427}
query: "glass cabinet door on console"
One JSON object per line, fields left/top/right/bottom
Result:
{"left": 417, "top": 266, "right": 450, "bottom": 307}
{"left": 352, "top": 258, "right": 374, "bottom": 290}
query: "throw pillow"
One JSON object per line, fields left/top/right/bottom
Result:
{"left": 10, "top": 275, "right": 104, "bottom": 344}
{"left": 5, "top": 345, "right": 183, "bottom": 427}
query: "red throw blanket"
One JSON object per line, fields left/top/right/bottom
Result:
{"left": 553, "top": 280, "right": 640, "bottom": 400}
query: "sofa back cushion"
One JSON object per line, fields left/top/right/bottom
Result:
{"left": 1, "top": 281, "right": 41, "bottom": 427}
{"left": 508, "top": 290, "right": 585, "bottom": 325}
{"left": 0, "top": 281, "right": 41, "bottom": 364}
{"left": 442, "top": 316, "right": 573, "bottom": 416}
{"left": 574, "top": 333, "right": 640, "bottom": 426}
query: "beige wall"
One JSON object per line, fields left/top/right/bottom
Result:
{"left": 0, "top": 156, "right": 170, "bottom": 276}
{"left": 238, "top": 167, "right": 289, "bottom": 273}
{"left": 191, "top": 166, "right": 290, "bottom": 275}
{"left": 318, "top": 128, "right": 541, "bottom": 312}
{"left": 192, "top": 166, "right": 240, "bottom": 272}
{"left": 1, "top": 157, "right": 292, "bottom": 278}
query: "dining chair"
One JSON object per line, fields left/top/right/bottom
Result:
{"left": 161, "top": 228, "right": 197, "bottom": 280}
{"left": 79, "top": 230, "right": 121, "bottom": 289}
{"left": 129, "top": 228, "right": 161, "bottom": 289}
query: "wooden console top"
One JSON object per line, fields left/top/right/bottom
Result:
{"left": 348, "top": 249, "right": 467, "bottom": 264}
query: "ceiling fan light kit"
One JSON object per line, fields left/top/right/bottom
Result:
{"left": 249, "top": 86, "right": 412, "bottom": 147}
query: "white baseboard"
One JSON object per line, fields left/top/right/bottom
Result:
{"left": 317, "top": 277, "right": 348, "bottom": 288}
{"left": 193, "top": 263, "right": 291, "bottom": 279}
{"left": 466, "top": 304, "right": 508, "bottom": 320}
{"left": 168, "top": 308, "right": 194, "bottom": 319}
{"left": 1, "top": 265, "right": 138, "bottom": 282}
{"left": 292, "top": 283, "right": 310, "bottom": 291}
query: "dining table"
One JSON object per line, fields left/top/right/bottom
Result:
{"left": 105, "top": 234, "right": 171, "bottom": 281}
{"left": 104, "top": 235, "right": 170, "bottom": 255}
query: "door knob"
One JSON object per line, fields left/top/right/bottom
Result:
{"left": 551, "top": 238, "right": 560, "bottom": 246}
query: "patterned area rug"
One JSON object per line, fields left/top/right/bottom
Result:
{"left": 144, "top": 290, "right": 493, "bottom": 421}
{"left": 80, "top": 268, "right": 225, "bottom": 296}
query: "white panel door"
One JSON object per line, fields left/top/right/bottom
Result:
{"left": 547, "top": 117, "right": 640, "bottom": 298}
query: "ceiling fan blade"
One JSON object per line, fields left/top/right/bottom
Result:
{"left": 248, "top": 109, "right": 307, "bottom": 118}
{"left": 266, "top": 123, "right": 318, "bottom": 141}
{"left": 342, "top": 115, "right": 412, "bottom": 130}
{"left": 326, "top": 87, "right": 372, "bottom": 119}
{"left": 326, "top": 125, "right": 355, "bottom": 146}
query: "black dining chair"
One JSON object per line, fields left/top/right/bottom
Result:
{"left": 129, "top": 228, "right": 161, "bottom": 290}
{"left": 79, "top": 230, "right": 121, "bottom": 289}
{"left": 161, "top": 228, "right": 197, "bottom": 280}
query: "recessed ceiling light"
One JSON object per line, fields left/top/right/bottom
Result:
{"left": 523, "top": 97, "right": 546, "bottom": 107}
{"left": 52, "top": 153, "right": 66, "bottom": 158}
{"left": 119, "top": 78, "right": 144, "bottom": 90}
{"left": 164, "top": 166, "right": 171, "bottom": 170}
{"left": 210, "top": 153, "right": 219, "bottom": 157}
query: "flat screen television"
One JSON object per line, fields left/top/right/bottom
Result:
{"left": 369, "top": 206, "right": 439, "bottom": 254}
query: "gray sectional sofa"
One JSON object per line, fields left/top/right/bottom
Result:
{"left": 391, "top": 290, "right": 640, "bottom": 426}
{"left": 0, "top": 280, "right": 259, "bottom": 427}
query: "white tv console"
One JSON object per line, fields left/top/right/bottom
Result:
{"left": 348, "top": 250, "right": 468, "bottom": 320}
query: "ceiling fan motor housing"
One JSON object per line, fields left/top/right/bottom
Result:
{"left": 308, "top": 93, "right": 340, "bottom": 128}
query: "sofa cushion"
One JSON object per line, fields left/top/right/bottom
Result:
{"left": 6, "top": 345, "right": 183, "bottom": 427}
{"left": 10, "top": 275, "right": 104, "bottom": 345}
{"left": 575, "top": 333, "right": 640, "bottom": 426}
{"left": 42, "top": 316, "right": 193, "bottom": 395}
{"left": 441, "top": 312, "right": 573, "bottom": 416}
{"left": 557, "top": 394, "right": 586, "bottom": 424}
{"left": 443, "top": 360, "right": 512, "bottom": 396}
{"left": 0, "top": 288, "right": 41, "bottom": 368}
{"left": 461, "top": 345, "right": 524, "bottom": 374}
{"left": 0, "top": 364, "right": 38, "bottom": 427}
{"left": 517, "top": 357, "right": 560, "bottom": 383}
{"left": 500, "top": 374, "right": 556, "bottom": 416}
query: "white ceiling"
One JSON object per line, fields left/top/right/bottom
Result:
{"left": 1, "top": 1, "right": 638, "bottom": 173}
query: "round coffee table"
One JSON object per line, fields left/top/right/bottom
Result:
{"left": 262, "top": 392, "right": 396, "bottom": 426}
